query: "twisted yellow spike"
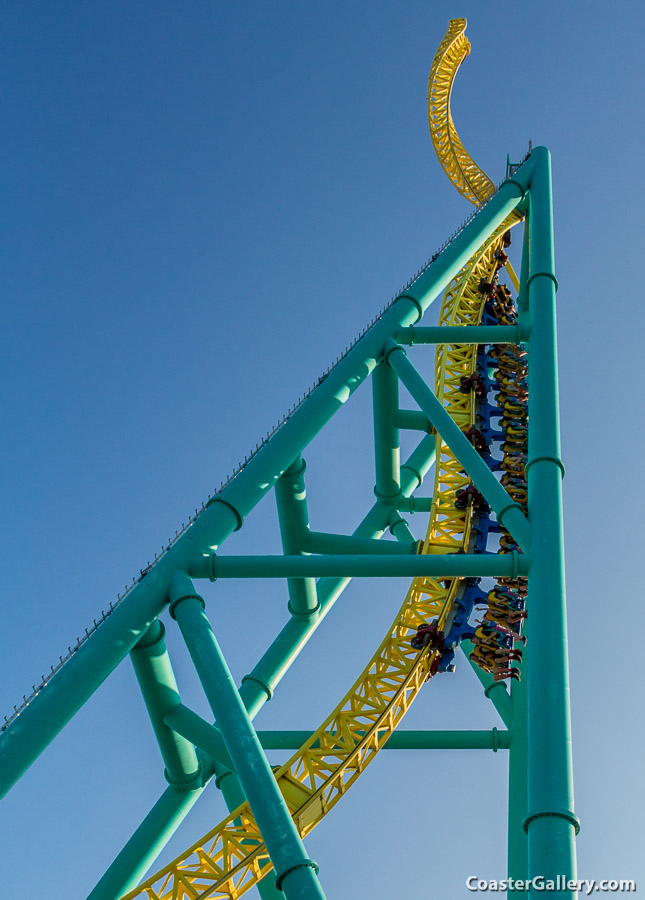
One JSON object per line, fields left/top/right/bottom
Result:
{"left": 428, "top": 18, "right": 497, "bottom": 205}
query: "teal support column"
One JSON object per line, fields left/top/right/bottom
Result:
{"left": 274, "top": 456, "right": 319, "bottom": 617}
{"left": 129, "top": 621, "right": 203, "bottom": 788}
{"left": 385, "top": 339, "right": 531, "bottom": 553}
{"left": 525, "top": 147, "right": 578, "bottom": 894}
{"left": 169, "top": 572, "right": 327, "bottom": 900}
{"left": 372, "top": 359, "right": 401, "bottom": 500}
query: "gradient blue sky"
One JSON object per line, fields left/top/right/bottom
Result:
{"left": 2, "top": 2, "right": 644, "bottom": 897}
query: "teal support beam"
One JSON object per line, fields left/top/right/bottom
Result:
{"left": 394, "top": 324, "right": 525, "bottom": 345}
{"left": 191, "top": 552, "right": 528, "bottom": 580}
{"left": 0, "top": 159, "right": 529, "bottom": 799}
{"left": 87, "top": 779, "right": 208, "bottom": 900}
{"left": 384, "top": 339, "right": 532, "bottom": 553}
{"left": 129, "top": 620, "right": 202, "bottom": 789}
{"left": 302, "top": 530, "right": 418, "bottom": 556}
{"left": 372, "top": 359, "right": 401, "bottom": 499}
{"left": 169, "top": 572, "right": 327, "bottom": 900}
{"left": 274, "top": 457, "right": 319, "bottom": 617}
{"left": 163, "top": 703, "right": 235, "bottom": 773}
{"left": 396, "top": 495, "right": 433, "bottom": 513}
{"left": 257, "top": 729, "right": 509, "bottom": 750}
{"left": 238, "top": 433, "right": 438, "bottom": 718}
{"left": 524, "top": 147, "right": 578, "bottom": 893}
{"left": 461, "top": 640, "right": 513, "bottom": 729}
{"left": 393, "top": 409, "right": 430, "bottom": 431}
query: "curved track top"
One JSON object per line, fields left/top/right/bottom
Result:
{"left": 123, "top": 18, "right": 522, "bottom": 900}
{"left": 427, "top": 17, "right": 496, "bottom": 205}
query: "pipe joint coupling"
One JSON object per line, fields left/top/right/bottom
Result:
{"left": 484, "top": 681, "right": 508, "bottom": 702}
{"left": 501, "top": 177, "right": 527, "bottom": 200}
{"left": 394, "top": 294, "right": 423, "bottom": 323}
{"left": 241, "top": 674, "right": 273, "bottom": 702}
{"left": 275, "top": 859, "right": 320, "bottom": 891}
{"left": 169, "top": 593, "right": 205, "bottom": 620}
{"left": 163, "top": 759, "right": 203, "bottom": 791}
{"left": 400, "top": 463, "right": 424, "bottom": 490}
{"left": 523, "top": 808, "right": 580, "bottom": 835}
{"left": 205, "top": 496, "right": 244, "bottom": 531}
{"left": 526, "top": 270, "right": 559, "bottom": 292}
{"left": 373, "top": 484, "right": 402, "bottom": 502}
{"left": 525, "top": 455, "right": 566, "bottom": 478}
{"left": 287, "top": 600, "right": 321, "bottom": 619}
{"left": 133, "top": 620, "right": 166, "bottom": 651}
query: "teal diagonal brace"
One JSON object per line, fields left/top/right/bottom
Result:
{"left": 163, "top": 704, "right": 236, "bottom": 773}
{"left": 168, "top": 571, "right": 327, "bottom": 900}
{"left": 388, "top": 510, "right": 417, "bottom": 544}
{"left": 302, "top": 530, "right": 418, "bottom": 555}
{"left": 384, "top": 339, "right": 531, "bottom": 553}
{"left": 87, "top": 780, "right": 209, "bottom": 900}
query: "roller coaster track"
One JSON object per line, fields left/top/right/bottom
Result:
{"left": 122, "top": 18, "right": 523, "bottom": 884}
{"left": 427, "top": 17, "right": 496, "bottom": 205}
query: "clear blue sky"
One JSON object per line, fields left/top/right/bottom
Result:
{"left": 1, "top": 2, "right": 644, "bottom": 897}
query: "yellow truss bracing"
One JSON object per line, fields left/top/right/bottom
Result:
{"left": 122, "top": 20, "right": 523, "bottom": 900}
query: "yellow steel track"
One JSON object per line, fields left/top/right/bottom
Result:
{"left": 122, "top": 18, "right": 521, "bottom": 900}
{"left": 427, "top": 17, "right": 495, "bottom": 205}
